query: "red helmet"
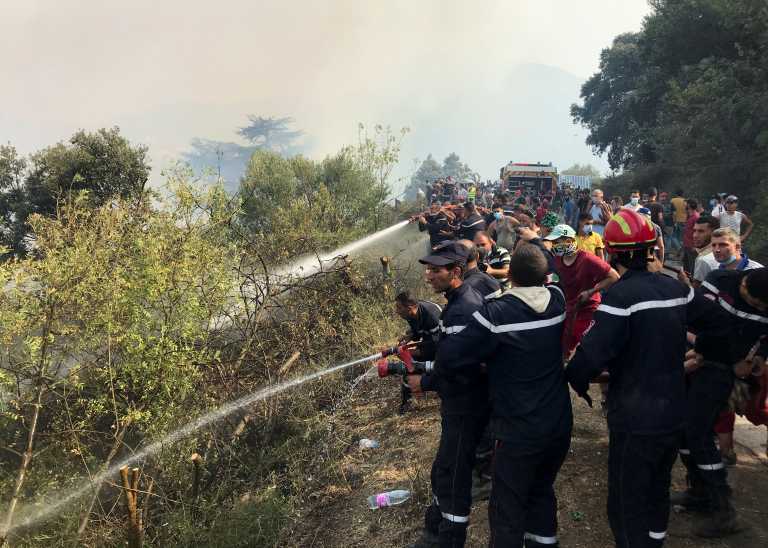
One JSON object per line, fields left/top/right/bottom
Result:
{"left": 604, "top": 209, "right": 657, "bottom": 254}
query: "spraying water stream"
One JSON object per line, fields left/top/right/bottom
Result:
{"left": 1, "top": 220, "right": 424, "bottom": 537}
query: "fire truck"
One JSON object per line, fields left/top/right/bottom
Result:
{"left": 499, "top": 162, "right": 558, "bottom": 195}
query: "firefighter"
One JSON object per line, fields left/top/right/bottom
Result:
{"left": 565, "top": 209, "right": 729, "bottom": 547}
{"left": 672, "top": 267, "right": 768, "bottom": 537}
{"left": 407, "top": 241, "right": 488, "bottom": 548}
{"left": 433, "top": 242, "right": 573, "bottom": 547}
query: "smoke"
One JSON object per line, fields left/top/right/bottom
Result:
{"left": 1, "top": 1, "right": 650, "bottom": 182}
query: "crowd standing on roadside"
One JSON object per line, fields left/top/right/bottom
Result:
{"left": 398, "top": 175, "right": 767, "bottom": 548}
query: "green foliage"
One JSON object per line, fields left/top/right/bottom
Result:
{"left": 237, "top": 124, "right": 407, "bottom": 253}
{"left": 573, "top": 0, "right": 768, "bottom": 258}
{"left": 405, "top": 152, "right": 476, "bottom": 200}
{"left": 0, "top": 128, "right": 150, "bottom": 258}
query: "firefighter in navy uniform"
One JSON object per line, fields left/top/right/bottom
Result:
{"left": 394, "top": 291, "right": 442, "bottom": 360}
{"left": 433, "top": 243, "right": 573, "bottom": 547}
{"left": 565, "top": 209, "right": 729, "bottom": 548}
{"left": 406, "top": 241, "right": 488, "bottom": 548}
{"left": 672, "top": 267, "right": 768, "bottom": 537}
{"left": 457, "top": 201, "right": 486, "bottom": 241}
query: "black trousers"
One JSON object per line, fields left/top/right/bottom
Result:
{"left": 488, "top": 435, "right": 571, "bottom": 548}
{"left": 679, "top": 365, "right": 733, "bottom": 498}
{"left": 425, "top": 413, "right": 486, "bottom": 548}
{"left": 608, "top": 431, "right": 679, "bottom": 548}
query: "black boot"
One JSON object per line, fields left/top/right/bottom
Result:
{"left": 694, "top": 487, "right": 737, "bottom": 538}
{"left": 670, "top": 472, "right": 711, "bottom": 512}
{"left": 405, "top": 529, "right": 439, "bottom": 548}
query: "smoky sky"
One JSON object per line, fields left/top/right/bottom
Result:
{"left": 1, "top": 0, "right": 650, "bottom": 186}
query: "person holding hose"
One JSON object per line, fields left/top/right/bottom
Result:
{"left": 430, "top": 242, "right": 573, "bottom": 547}
{"left": 407, "top": 241, "right": 488, "bottom": 548}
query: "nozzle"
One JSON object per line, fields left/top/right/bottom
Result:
{"left": 377, "top": 360, "right": 406, "bottom": 378}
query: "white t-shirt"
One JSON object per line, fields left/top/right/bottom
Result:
{"left": 717, "top": 211, "right": 744, "bottom": 235}
{"left": 711, "top": 204, "right": 727, "bottom": 218}
{"left": 693, "top": 253, "right": 719, "bottom": 282}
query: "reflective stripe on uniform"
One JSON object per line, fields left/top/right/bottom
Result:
{"left": 472, "top": 310, "right": 566, "bottom": 333}
{"left": 649, "top": 531, "right": 667, "bottom": 540}
{"left": 524, "top": 532, "right": 558, "bottom": 544}
{"left": 484, "top": 289, "right": 503, "bottom": 300}
{"left": 597, "top": 287, "right": 694, "bottom": 317}
{"left": 697, "top": 462, "right": 725, "bottom": 471}
{"left": 701, "top": 281, "right": 768, "bottom": 324}
{"left": 438, "top": 320, "right": 466, "bottom": 335}
{"left": 462, "top": 219, "right": 485, "bottom": 228}
{"left": 441, "top": 511, "right": 470, "bottom": 523}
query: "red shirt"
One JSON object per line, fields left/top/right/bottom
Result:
{"left": 554, "top": 251, "right": 612, "bottom": 312}
{"left": 683, "top": 211, "right": 700, "bottom": 248}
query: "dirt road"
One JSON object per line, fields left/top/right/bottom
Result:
{"left": 292, "top": 376, "right": 768, "bottom": 547}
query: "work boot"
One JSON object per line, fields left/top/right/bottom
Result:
{"left": 670, "top": 485, "right": 711, "bottom": 513}
{"left": 693, "top": 488, "right": 738, "bottom": 538}
{"left": 405, "top": 530, "right": 439, "bottom": 548}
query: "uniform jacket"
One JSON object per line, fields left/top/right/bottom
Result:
{"left": 436, "top": 285, "right": 573, "bottom": 454}
{"left": 463, "top": 267, "right": 501, "bottom": 298}
{"left": 700, "top": 270, "right": 768, "bottom": 362}
{"left": 420, "top": 282, "right": 488, "bottom": 416}
{"left": 566, "top": 270, "right": 730, "bottom": 434}
{"left": 457, "top": 212, "right": 486, "bottom": 241}
{"left": 406, "top": 300, "right": 443, "bottom": 360}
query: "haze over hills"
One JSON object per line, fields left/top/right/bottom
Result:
{"left": 139, "top": 63, "right": 607, "bottom": 194}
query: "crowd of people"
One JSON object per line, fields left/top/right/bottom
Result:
{"left": 395, "top": 178, "right": 768, "bottom": 548}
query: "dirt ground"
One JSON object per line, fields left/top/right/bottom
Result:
{"left": 292, "top": 375, "right": 768, "bottom": 548}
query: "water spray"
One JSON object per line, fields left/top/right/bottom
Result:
{"left": 0, "top": 347, "right": 406, "bottom": 537}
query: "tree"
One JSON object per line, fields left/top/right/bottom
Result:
{"left": 441, "top": 152, "right": 474, "bottom": 182}
{"left": 237, "top": 116, "right": 304, "bottom": 155}
{"left": 0, "top": 129, "right": 150, "bottom": 257}
{"left": 0, "top": 145, "right": 27, "bottom": 256}
{"left": 405, "top": 154, "right": 443, "bottom": 200}
{"left": 25, "top": 127, "right": 150, "bottom": 213}
{"left": 572, "top": 0, "right": 768, "bottom": 259}
{"left": 184, "top": 116, "right": 305, "bottom": 192}
{"left": 562, "top": 163, "right": 602, "bottom": 178}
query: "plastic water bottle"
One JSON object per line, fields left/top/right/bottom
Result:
{"left": 367, "top": 489, "right": 411, "bottom": 509}
{"left": 358, "top": 438, "right": 380, "bottom": 450}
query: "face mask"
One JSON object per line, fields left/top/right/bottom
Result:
{"left": 553, "top": 242, "right": 577, "bottom": 257}
{"left": 716, "top": 254, "right": 738, "bottom": 266}
{"left": 591, "top": 196, "right": 600, "bottom": 204}
{"left": 630, "top": 197, "right": 640, "bottom": 206}
{"left": 709, "top": 199, "right": 716, "bottom": 208}
{"left": 493, "top": 212, "right": 503, "bottom": 221}
{"left": 477, "top": 247, "right": 489, "bottom": 261}
{"left": 582, "top": 224, "right": 593, "bottom": 235}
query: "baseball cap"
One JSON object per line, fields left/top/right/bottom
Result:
{"left": 637, "top": 207, "right": 652, "bottom": 217}
{"left": 726, "top": 195, "right": 738, "bottom": 202}
{"left": 419, "top": 241, "right": 469, "bottom": 267}
{"left": 544, "top": 224, "right": 577, "bottom": 240}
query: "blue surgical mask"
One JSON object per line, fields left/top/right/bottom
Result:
{"left": 494, "top": 212, "right": 503, "bottom": 221}
{"left": 716, "top": 254, "right": 738, "bottom": 266}
{"left": 630, "top": 197, "right": 640, "bottom": 206}
{"left": 582, "top": 224, "right": 593, "bottom": 235}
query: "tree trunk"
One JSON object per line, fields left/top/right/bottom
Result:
{"left": 0, "top": 385, "right": 45, "bottom": 546}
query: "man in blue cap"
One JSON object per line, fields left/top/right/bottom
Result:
{"left": 407, "top": 241, "right": 488, "bottom": 548}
